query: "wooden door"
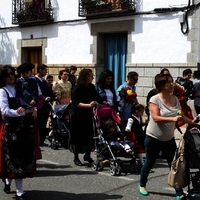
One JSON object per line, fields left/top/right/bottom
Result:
{"left": 26, "top": 47, "right": 42, "bottom": 74}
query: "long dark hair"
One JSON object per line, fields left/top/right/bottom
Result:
{"left": 77, "top": 68, "right": 92, "bottom": 84}
{"left": 0, "top": 65, "right": 16, "bottom": 87}
{"left": 96, "top": 69, "right": 114, "bottom": 89}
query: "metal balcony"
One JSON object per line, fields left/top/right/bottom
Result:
{"left": 12, "top": 0, "right": 54, "bottom": 26}
{"left": 78, "top": 0, "right": 136, "bottom": 19}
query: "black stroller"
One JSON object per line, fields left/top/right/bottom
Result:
{"left": 175, "top": 124, "right": 200, "bottom": 199}
{"left": 91, "top": 105, "right": 140, "bottom": 176}
{"left": 48, "top": 103, "right": 71, "bottom": 150}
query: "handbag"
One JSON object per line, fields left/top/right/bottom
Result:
{"left": 168, "top": 132, "right": 189, "bottom": 188}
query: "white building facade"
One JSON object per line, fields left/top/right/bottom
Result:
{"left": 0, "top": 0, "right": 200, "bottom": 104}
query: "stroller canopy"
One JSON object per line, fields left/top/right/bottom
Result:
{"left": 54, "top": 103, "right": 71, "bottom": 119}
{"left": 95, "top": 105, "right": 121, "bottom": 127}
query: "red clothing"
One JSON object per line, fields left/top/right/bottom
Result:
{"left": 127, "top": 131, "right": 145, "bottom": 153}
{"left": 176, "top": 103, "right": 193, "bottom": 127}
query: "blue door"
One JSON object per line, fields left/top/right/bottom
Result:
{"left": 104, "top": 33, "right": 127, "bottom": 90}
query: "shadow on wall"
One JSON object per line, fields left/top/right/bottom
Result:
{"left": 0, "top": 15, "right": 17, "bottom": 65}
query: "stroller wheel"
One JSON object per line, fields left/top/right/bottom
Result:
{"left": 134, "top": 160, "right": 141, "bottom": 173}
{"left": 110, "top": 166, "right": 117, "bottom": 176}
{"left": 51, "top": 142, "right": 59, "bottom": 150}
{"left": 91, "top": 161, "right": 99, "bottom": 171}
{"left": 116, "top": 166, "right": 122, "bottom": 175}
{"left": 110, "top": 161, "right": 121, "bottom": 176}
{"left": 98, "top": 161, "right": 104, "bottom": 171}
{"left": 130, "top": 162, "right": 136, "bottom": 174}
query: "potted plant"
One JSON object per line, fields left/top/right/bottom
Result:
{"left": 119, "top": 0, "right": 129, "bottom": 10}
{"left": 17, "top": 10, "right": 26, "bottom": 22}
{"left": 120, "top": 0, "right": 136, "bottom": 11}
{"left": 81, "top": 0, "right": 98, "bottom": 14}
{"left": 96, "top": 0, "right": 112, "bottom": 12}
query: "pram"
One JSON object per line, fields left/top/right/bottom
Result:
{"left": 174, "top": 124, "right": 200, "bottom": 199}
{"left": 91, "top": 105, "right": 140, "bottom": 176}
{"left": 48, "top": 103, "right": 71, "bottom": 150}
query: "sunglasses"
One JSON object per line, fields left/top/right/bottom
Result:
{"left": 133, "top": 78, "right": 138, "bottom": 81}
{"left": 5, "top": 72, "right": 15, "bottom": 78}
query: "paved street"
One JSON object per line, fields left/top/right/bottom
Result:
{"left": 0, "top": 127, "right": 194, "bottom": 200}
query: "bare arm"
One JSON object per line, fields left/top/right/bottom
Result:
{"left": 150, "top": 103, "right": 181, "bottom": 123}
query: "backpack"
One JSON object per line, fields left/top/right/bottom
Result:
{"left": 168, "top": 132, "right": 189, "bottom": 188}
{"left": 176, "top": 77, "right": 195, "bottom": 99}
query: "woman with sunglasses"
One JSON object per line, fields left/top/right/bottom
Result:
{"left": 0, "top": 65, "right": 37, "bottom": 200}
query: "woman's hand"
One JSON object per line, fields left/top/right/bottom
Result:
{"left": 172, "top": 116, "right": 183, "bottom": 122}
{"left": 102, "top": 101, "right": 109, "bottom": 105}
{"left": 89, "top": 101, "right": 97, "bottom": 107}
{"left": 32, "top": 109, "right": 37, "bottom": 119}
{"left": 16, "top": 107, "right": 25, "bottom": 114}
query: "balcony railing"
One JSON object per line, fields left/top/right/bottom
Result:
{"left": 12, "top": 0, "right": 54, "bottom": 26}
{"left": 79, "top": 0, "right": 136, "bottom": 18}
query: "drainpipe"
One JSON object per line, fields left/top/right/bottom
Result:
{"left": 196, "top": 0, "right": 200, "bottom": 70}
{"left": 198, "top": 7, "right": 200, "bottom": 70}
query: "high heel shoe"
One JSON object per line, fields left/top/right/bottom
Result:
{"left": 73, "top": 159, "right": 83, "bottom": 166}
{"left": 83, "top": 155, "right": 94, "bottom": 164}
{"left": 3, "top": 183, "right": 10, "bottom": 194}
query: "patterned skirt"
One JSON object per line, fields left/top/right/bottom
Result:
{"left": 0, "top": 116, "right": 37, "bottom": 179}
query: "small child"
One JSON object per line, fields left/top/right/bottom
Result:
{"left": 125, "top": 104, "right": 148, "bottom": 165}
{"left": 103, "top": 118, "right": 134, "bottom": 154}
{"left": 16, "top": 63, "right": 39, "bottom": 109}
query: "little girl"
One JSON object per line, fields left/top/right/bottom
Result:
{"left": 125, "top": 104, "right": 148, "bottom": 165}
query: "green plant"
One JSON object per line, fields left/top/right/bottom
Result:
{"left": 81, "top": 0, "right": 98, "bottom": 9}
{"left": 119, "top": 0, "right": 129, "bottom": 3}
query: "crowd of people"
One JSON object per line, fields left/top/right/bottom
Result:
{"left": 0, "top": 63, "right": 200, "bottom": 200}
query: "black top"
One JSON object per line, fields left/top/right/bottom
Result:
{"left": 69, "top": 83, "right": 104, "bottom": 145}
{"left": 15, "top": 76, "right": 38, "bottom": 109}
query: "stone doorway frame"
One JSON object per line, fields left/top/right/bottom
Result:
{"left": 17, "top": 37, "right": 47, "bottom": 65}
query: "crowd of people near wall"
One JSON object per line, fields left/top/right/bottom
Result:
{"left": 0, "top": 63, "right": 200, "bottom": 200}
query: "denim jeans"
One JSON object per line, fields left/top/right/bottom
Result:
{"left": 140, "top": 135, "right": 183, "bottom": 196}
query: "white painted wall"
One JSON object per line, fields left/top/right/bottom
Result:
{"left": 0, "top": 0, "right": 195, "bottom": 65}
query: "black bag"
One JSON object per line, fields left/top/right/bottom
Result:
{"left": 176, "top": 77, "right": 195, "bottom": 99}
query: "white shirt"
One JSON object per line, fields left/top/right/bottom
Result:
{"left": 0, "top": 85, "right": 25, "bottom": 117}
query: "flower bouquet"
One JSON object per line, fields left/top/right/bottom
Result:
{"left": 119, "top": 87, "right": 137, "bottom": 105}
{"left": 173, "top": 83, "right": 185, "bottom": 101}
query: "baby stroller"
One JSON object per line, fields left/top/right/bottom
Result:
{"left": 48, "top": 103, "right": 71, "bottom": 150}
{"left": 174, "top": 124, "right": 200, "bottom": 199}
{"left": 91, "top": 105, "right": 140, "bottom": 176}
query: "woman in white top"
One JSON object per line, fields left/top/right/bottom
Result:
{"left": 0, "top": 65, "right": 37, "bottom": 200}
{"left": 139, "top": 74, "right": 195, "bottom": 200}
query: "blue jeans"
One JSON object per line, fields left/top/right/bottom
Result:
{"left": 140, "top": 135, "right": 183, "bottom": 196}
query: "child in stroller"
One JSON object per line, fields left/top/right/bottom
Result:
{"left": 92, "top": 105, "right": 139, "bottom": 176}
{"left": 102, "top": 118, "right": 134, "bottom": 155}
{"left": 48, "top": 103, "right": 71, "bottom": 150}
